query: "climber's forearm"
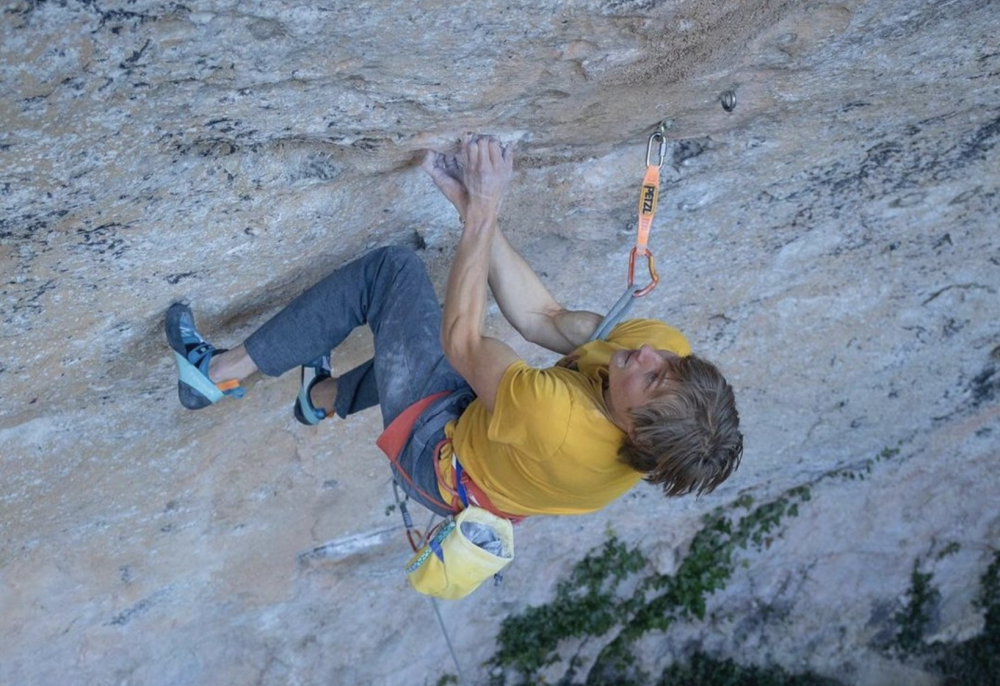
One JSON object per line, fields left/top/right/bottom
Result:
{"left": 488, "top": 230, "right": 601, "bottom": 354}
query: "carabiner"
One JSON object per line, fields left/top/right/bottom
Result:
{"left": 645, "top": 132, "right": 667, "bottom": 169}
{"left": 627, "top": 246, "right": 659, "bottom": 297}
{"left": 644, "top": 120, "right": 671, "bottom": 168}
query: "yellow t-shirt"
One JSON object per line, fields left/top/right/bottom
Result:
{"left": 438, "top": 319, "right": 691, "bottom": 516}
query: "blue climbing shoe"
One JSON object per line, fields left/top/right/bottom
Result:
{"left": 294, "top": 355, "right": 332, "bottom": 425}
{"left": 165, "top": 303, "right": 245, "bottom": 410}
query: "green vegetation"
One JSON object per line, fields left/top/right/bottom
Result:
{"left": 937, "top": 542, "right": 962, "bottom": 560}
{"left": 875, "top": 548, "right": 1000, "bottom": 684}
{"left": 476, "top": 444, "right": 998, "bottom": 686}
{"left": 488, "top": 486, "right": 813, "bottom": 685}
{"left": 934, "top": 550, "right": 1000, "bottom": 686}
{"left": 879, "top": 446, "right": 901, "bottom": 461}
{"left": 831, "top": 445, "right": 900, "bottom": 482}
{"left": 488, "top": 534, "right": 647, "bottom": 679}
{"left": 655, "top": 653, "right": 841, "bottom": 686}
{"left": 893, "top": 561, "right": 941, "bottom": 655}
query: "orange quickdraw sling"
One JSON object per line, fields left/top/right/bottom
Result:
{"left": 591, "top": 121, "right": 671, "bottom": 342}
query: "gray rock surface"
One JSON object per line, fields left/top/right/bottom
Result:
{"left": 1, "top": 0, "right": 997, "bottom": 684}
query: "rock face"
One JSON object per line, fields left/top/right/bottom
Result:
{"left": 1, "top": 0, "right": 997, "bottom": 684}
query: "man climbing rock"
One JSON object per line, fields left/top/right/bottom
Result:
{"left": 166, "top": 133, "right": 743, "bottom": 521}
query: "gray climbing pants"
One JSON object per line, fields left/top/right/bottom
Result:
{"left": 244, "top": 246, "right": 470, "bottom": 515}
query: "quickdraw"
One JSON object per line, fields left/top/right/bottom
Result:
{"left": 393, "top": 479, "right": 427, "bottom": 553}
{"left": 630, "top": 122, "right": 668, "bottom": 297}
{"left": 591, "top": 120, "right": 672, "bottom": 341}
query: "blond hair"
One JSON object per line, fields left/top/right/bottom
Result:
{"left": 618, "top": 354, "right": 743, "bottom": 496}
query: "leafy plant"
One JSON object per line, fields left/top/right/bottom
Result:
{"left": 937, "top": 542, "right": 961, "bottom": 560}
{"left": 481, "top": 438, "right": 1000, "bottom": 686}
{"left": 489, "top": 534, "right": 647, "bottom": 680}
{"left": 893, "top": 561, "right": 941, "bottom": 655}
{"left": 655, "top": 652, "right": 842, "bottom": 686}
{"left": 488, "top": 486, "right": 813, "bottom": 685}
{"left": 934, "top": 550, "right": 1000, "bottom": 685}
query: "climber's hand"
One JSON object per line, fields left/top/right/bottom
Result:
{"left": 421, "top": 149, "right": 469, "bottom": 221}
{"left": 461, "top": 133, "right": 515, "bottom": 222}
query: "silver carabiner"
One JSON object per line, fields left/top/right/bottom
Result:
{"left": 645, "top": 119, "right": 672, "bottom": 168}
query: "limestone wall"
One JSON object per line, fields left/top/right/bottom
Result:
{"left": 1, "top": 0, "right": 997, "bottom": 684}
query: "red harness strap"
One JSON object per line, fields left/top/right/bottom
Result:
{"left": 377, "top": 391, "right": 524, "bottom": 523}
{"left": 376, "top": 391, "right": 450, "bottom": 461}
{"left": 376, "top": 391, "right": 454, "bottom": 511}
{"left": 435, "top": 449, "right": 525, "bottom": 524}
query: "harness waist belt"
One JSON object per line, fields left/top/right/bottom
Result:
{"left": 377, "top": 391, "right": 525, "bottom": 523}
{"left": 376, "top": 391, "right": 451, "bottom": 462}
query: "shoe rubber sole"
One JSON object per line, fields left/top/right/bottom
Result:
{"left": 166, "top": 303, "right": 224, "bottom": 410}
{"left": 295, "top": 358, "right": 330, "bottom": 425}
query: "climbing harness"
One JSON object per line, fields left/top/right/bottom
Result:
{"left": 590, "top": 120, "right": 672, "bottom": 341}
{"left": 383, "top": 400, "right": 514, "bottom": 595}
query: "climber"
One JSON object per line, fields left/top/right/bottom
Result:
{"left": 166, "top": 133, "right": 743, "bottom": 520}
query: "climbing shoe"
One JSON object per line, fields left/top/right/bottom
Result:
{"left": 165, "top": 303, "right": 245, "bottom": 410}
{"left": 294, "top": 355, "right": 332, "bottom": 425}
